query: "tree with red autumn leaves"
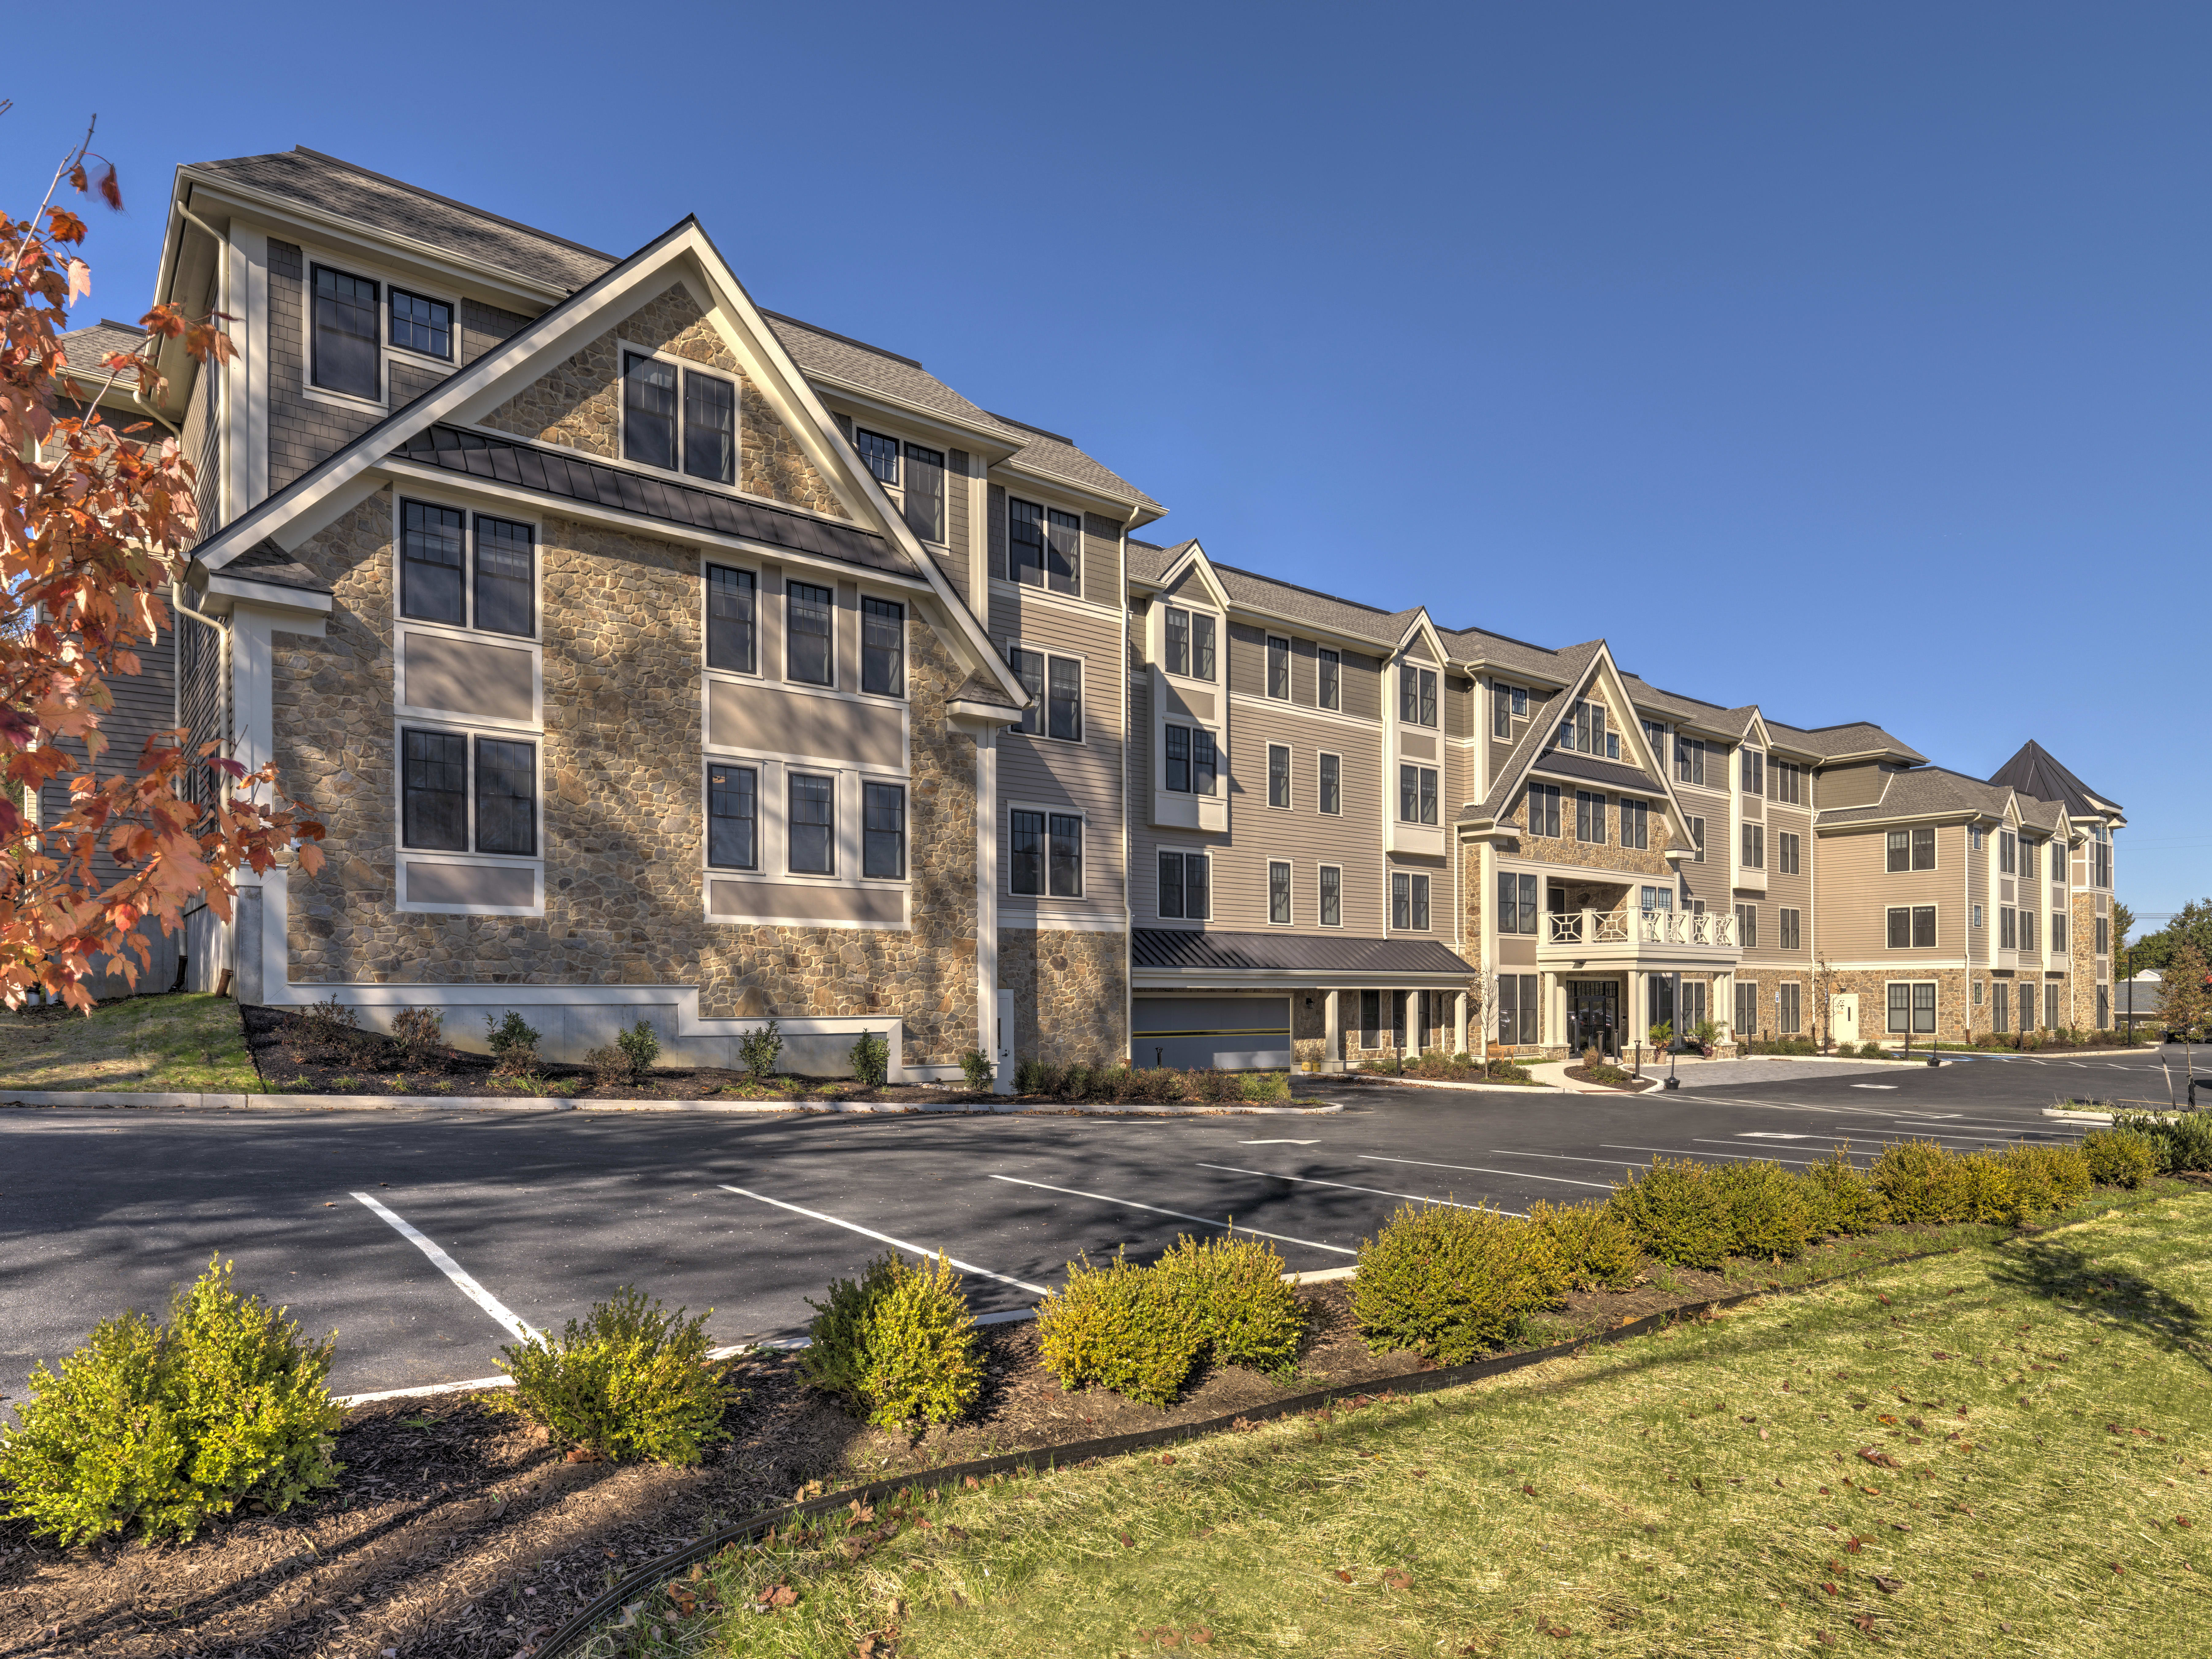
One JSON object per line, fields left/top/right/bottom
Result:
{"left": 2, "top": 117, "right": 322, "bottom": 1010}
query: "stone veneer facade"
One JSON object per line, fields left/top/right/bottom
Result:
{"left": 997, "top": 929, "right": 1128, "bottom": 1066}
{"left": 273, "top": 487, "right": 982, "bottom": 1068}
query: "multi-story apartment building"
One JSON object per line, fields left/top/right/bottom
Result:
{"left": 54, "top": 146, "right": 2126, "bottom": 1070}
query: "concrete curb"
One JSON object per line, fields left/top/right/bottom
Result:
{"left": 0, "top": 1089, "right": 1341, "bottom": 1118}
{"left": 1327, "top": 1072, "right": 1561, "bottom": 1096}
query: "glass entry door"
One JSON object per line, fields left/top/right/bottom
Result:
{"left": 1567, "top": 979, "right": 1621, "bottom": 1058}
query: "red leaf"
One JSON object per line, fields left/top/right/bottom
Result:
{"left": 97, "top": 163, "right": 123, "bottom": 210}
{"left": 1522, "top": 1484, "right": 1537, "bottom": 1497}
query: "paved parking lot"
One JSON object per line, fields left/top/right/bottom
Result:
{"left": 0, "top": 1048, "right": 2184, "bottom": 1408}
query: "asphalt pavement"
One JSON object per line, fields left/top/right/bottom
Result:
{"left": 0, "top": 1047, "right": 2186, "bottom": 1409}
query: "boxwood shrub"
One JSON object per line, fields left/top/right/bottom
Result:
{"left": 1870, "top": 1138, "right": 1973, "bottom": 1224}
{"left": 498, "top": 1287, "right": 733, "bottom": 1464}
{"left": 1035, "top": 1249, "right": 1204, "bottom": 1408}
{"left": 1799, "top": 1146, "right": 1885, "bottom": 1237}
{"left": 1153, "top": 1234, "right": 1307, "bottom": 1375}
{"left": 1527, "top": 1200, "right": 1642, "bottom": 1291}
{"left": 800, "top": 1252, "right": 982, "bottom": 1428}
{"left": 1710, "top": 1159, "right": 1813, "bottom": 1259}
{"left": 1348, "top": 1204, "right": 1566, "bottom": 1363}
{"left": 1607, "top": 1157, "right": 1731, "bottom": 1268}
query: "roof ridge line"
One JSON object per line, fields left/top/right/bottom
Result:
{"left": 758, "top": 308, "right": 925, "bottom": 372}
{"left": 285, "top": 146, "right": 620, "bottom": 265}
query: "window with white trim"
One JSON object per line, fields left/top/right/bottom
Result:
{"left": 1268, "top": 860, "right": 1291, "bottom": 925}
{"left": 1392, "top": 871, "right": 1431, "bottom": 930}
{"left": 787, "top": 582, "right": 835, "bottom": 686}
{"left": 1319, "top": 864, "right": 1341, "bottom": 927}
{"left": 1399, "top": 664, "right": 1438, "bottom": 727}
{"left": 1009, "top": 646, "right": 1083, "bottom": 741}
{"left": 706, "top": 565, "right": 756, "bottom": 673}
{"left": 1739, "top": 747, "right": 1764, "bottom": 796}
{"left": 860, "top": 597, "right": 905, "bottom": 698}
{"left": 1157, "top": 849, "right": 1209, "bottom": 919}
{"left": 1779, "top": 907, "right": 1801, "bottom": 950}
{"left": 1401, "top": 765, "right": 1438, "bottom": 825}
{"left": 1268, "top": 744, "right": 1291, "bottom": 809}
{"left": 1163, "top": 724, "right": 1217, "bottom": 794}
{"left": 400, "top": 500, "right": 537, "bottom": 639}
{"left": 402, "top": 729, "right": 537, "bottom": 856}
{"left": 1497, "top": 870, "right": 1538, "bottom": 935}
{"left": 1620, "top": 797, "right": 1648, "bottom": 850}
{"left": 1009, "top": 498, "right": 1080, "bottom": 594}
{"left": 1741, "top": 822, "right": 1764, "bottom": 869}
{"left": 1267, "top": 636, "right": 1291, "bottom": 700}
{"left": 788, "top": 772, "right": 836, "bottom": 874}
{"left": 311, "top": 264, "right": 381, "bottom": 399}
{"left": 1318, "top": 648, "right": 1340, "bottom": 710}
{"left": 706, "top": 763, "right": 757, "bottom": 869}
{"left": 1736, "top": 902, "right": 1758, "bottom": 948}
{"left": 1887, "top": 981, "right": 1937, "bottom": 1035}
{"left": 1318, "top": 752, "right": 1341, "bottom": 815}
{"left": 1527, "top": 783, "right": 1561, "bottom": 838}
{"left": 1008, "top": 809, "right": 1082, "bottom": 898}
{"left": 1576, "top": 790, "right": 1608, "bottom": 845}
{"left": 863, "top": 782, "right": 907, "bottom": 879}
{"left": 389, "top": 287, "right": 451, "bottom": 360}
{"left": 1676, "top": 736, "right": 1706, "bottom": 785}
{"left": 1163, "top": 607, "right": 1216, "bottom": 681}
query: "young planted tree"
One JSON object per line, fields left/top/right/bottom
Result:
{"left": 2, "top": 120, "right": 323, "bottom": 1009}
{"left": 2162, "top": 942, "right": 2211, "bottom": 1047}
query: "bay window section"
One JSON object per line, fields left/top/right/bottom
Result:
{"left": 707, "top": 764, "right": 757, "bottom": 869}
{"left": 1400, "top": 765, "right": 1438, "bottom": 825}
{"left": 1048, "top": 658, "right": 1082, "bottom": 742}
{"left": 1157, "top": 850, "right": 1209, "bottom": 920}
{"left": 1166, "top": 607, "right": 1191, "bottom": 675}
{"left": 1047, "top": 814, "right": 1083, "bottom": 896}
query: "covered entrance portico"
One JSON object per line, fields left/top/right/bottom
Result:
{"left": 1537, "top": 893, "right": 1739, "bottom": 1058}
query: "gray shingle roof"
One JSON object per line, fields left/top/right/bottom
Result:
{"left": 1442, "top": 625, "right": 1578, "bottom": 682}
{"left": 183, "top": 148, "right": 617, "bottom": 292}
{"left": 764, "top": 311, "right": 999, "bottom": 431}
{"left": 217, "top": 537, "right": 329, "bottom": 594}
{"left": 1989, "top": 739, "right": 2119, "bottom": 816}
{"left": 1130, "top": 928, "right": 1473, "bottom": 978}
{"left": 56, "top": 319, "right": 149, "bottom": 387}
{"left": 1769, "top": 720, "right": 1928, "bottom": 764}
{"left": 1207, "top": 561, "right": 1418, "bottom": 646}
{"left": 950, "top": 670, "right": 1020, "bottom": 710}
{"left": 989, "top": 415, "right": 1161, "bottom": 513}
{"left": 1816, "top": 766, "right": 2015, "bottom": 827}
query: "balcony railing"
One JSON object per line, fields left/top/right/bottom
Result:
{"left": 1546, "top": 907, "right": 1735, "bottom": 948}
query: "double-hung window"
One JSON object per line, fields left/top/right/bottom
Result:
{"left": 856, "top": 598, "right": 904, "bottom": 696}
{"left": 624, "top": 355, "right": 738, "bottom": 482}
{"left": 1046, "top": 659, "right": 1083, "bottom": 742}
{"left": 402, "top": 729, "right": 536, "bottom": 857}
{"left": 706, "top": 565, "right": 757, "bottom": 673}
{"left": 2000, "top": 906, "right": 2017, "bottom": 948}
{"left": 1772, "top": 760, "right": 1802, "bottom": 804}
{"left": 1497, "top": 870, "right": 1538, "bottom": 935}
{"left": 1911, "top": 826, "right": 1936, "bottom": 870}
{"left": 1268, "top": 745, "right": 1291, "bottom": 809}
{"left": 1392, "top": 871, "right": 1431, "bottom": 931}
{"left": 683, "top": 370, "right": 736, "bottom": 484}
{"left": 1527, "top": 783, "right": 1561, "bottom": 838}
{"left": 706, "top": 764, "right": 758, "bottom": 869}
{"left": 311, "top": 264, "right": 381, "bottom": 399}
{"left": 2052, "top": 912, "right": 2068, "bottom": 952}
{"left": 788, "top": 773, "right": 836, "bottom": 874}
{"left": 1999, "top": 831, "right": 2017, "bottom": 874}
{"left": 1010, "top": 812, "right": 1083, "bottom": 896}
{"left": 2096, "top": 916, "right": 2109, "bottom": 954}
{"left": 2019, "top": 909, "right": 2037, "bottom": 952}
{"left": 1741, "top": 823, "right": 1764, "bottom": 869}
{"left": 1493, "top": 682, "right": 1515, "bottom": 738}
{"left": 1620, "top": 798, "right": 1649, "bottom": 850}
{"left": 1740, "top": 748, "right": 1764, "bottom": 796}
{"left": 621, "top": 352, "right": 678, "bottom": 470}
{"left": 2020, "top": 839, "right": 2039, "bottom": 880}
{"left": 2092, "top": 826, "right": 2110, "bottom": 888}
{"left": 902, "top": 442, "right": 944, "bottom": 542}
{"left": 856, "top": 428, "right": 900, "bottom": 484}
{"left": 1689, "top": 815, "right": 1705, "bottom": 862}
{"left": 1266, "top": 636, "right": 1291, "bottom": 700}
{"left": 1163, "top": 607, "right": 1218, "bottom": 680}
{"left": 1157, "top": 850, "right": 1209, "bottom": 919}
{"left": 1318, "top": 649, "right": 1340, "bottom": 710}
{"left": 1576, "top": 790, "right": 1607, "bottom": 845}
{"left": 1318, "top": 752, "right": 1341, "bottom": 815}
{"left": 1399, "top": 664, "right": 1438, "bottom": 727}
{"left": 400, "top": 501, "right": 535, "bottom": 637}
{"left": 1400, "top": 765, "right": 1438, "bottom": 825}
{"left": 1268, "top": 860, "right": 1291, "bottom": 925}
{"left": 1736, "top": 902, "right": 1758, "bottom": 948}
{"left": 1778, "top": 831, "right": 1801, "bottom": 875}
{"left": 787, "top": 582, "right": 835, "bottom": 686}
{"left": 863, "top": 782, "right": 907, "bottom": 879}
{"left": 1165, "top": 607, "right": 1191, "bottom": 676}
{"left": 1008, "top": 498, "right": 1080, "bottom": 593}
{"left": 1319, "top": 865, "right": 1342, "bottom": 927}
{"left": 1162, "top": 725, "right": 1217, "bottom": 795}
{"left": 1780, "top": 983, "right": 1802, "bottom": 1034}
{"left": 389, "top": 288, "right": 451, "bottom": 360}
{"left": 1780, "top": 907, "right": 1802, "bottom": 950}
{"left": 1676, "top": 736, "right": 1705, "bottom": 785}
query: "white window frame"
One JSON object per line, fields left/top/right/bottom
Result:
{"left": 391, "top": 492, "right": 545, "bottom": 650}
{"left": 297, "top": 248, "right": 463, "bottom": 414}
{"left": 1155, "top": 845, "right": 1211, "bottom": 921}
{"left": 393, "top": 718, "right": 545, "bottom": 917}
{"left": 1004, "top": 639, "right": 1085, "bottom": 744}
{"left": 1265, "top": 635, "right": 1292, "bottom": 701}
{"left": 1267, "top": 743, "right": 1293, "bottom": 810}
{"left": 1318, "top": 862, "right": 1343, "bottom": 928}
{"left": 1318, "top": 750, "right": 1342, "bottom": 816}
{"left": 1006, "top": 801, "right": 1086, "bottom": 901}
{"left": 1267, "top": 858, "right": 1293, "bottom": 926}
{"left": 697, "top": 757, "right": 912, "bottom": 914}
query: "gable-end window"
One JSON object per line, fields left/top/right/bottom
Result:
{"left": 389, "top": 288, "right": 451, "bottom": 360}
{"left": 863, "top": 782, "right": 907, "bottom": 879}
{"left": 1778, "top": 830, "right": 1801, "bottom": 875}
{"left": 683, "top": 370, "right": 736, "bottom": 485}
{"left": 1887, "top": 830, "right": 1911, "bottom": 873}
{"left": 707, "top": 764, "right": 757, "bottom": 869}
{"left": 621, "top": 352, "right": 678, "bottom": 470}
{"left": 1576, "top": 790, "right": 1607, "bottom": 845}
{"left": 1999, "top": 830, "right": 2017, "bottom": 873}
{"left": 902, "top": 443, "right": 944, "bottom": 542}
{"left": 400, "top": 500, "right": 466, "bottom": 625}
{"left": 1620, "top": 797, "right": 1649, "bottom": 850}
{"left": 1912, "top": 826, "right": 1937, "bottom": 870}
{"left": 1192, "top": 612, "right": 1216, "bottom": 680}
{"left": 1399, "top": 664, "right": 1438, "bottom": 727}
{"left": 1157, "top": 850, "right": 1209, "bottom": 920}
{"left": 1319, "top": 752, "right": 1341, "bottom": 815}
{"left": 1568, "top": 700, "right": 1607, "bottom": 756}
{"left": 1741, "top": 823, "right": 1764, "bottom": 869}
{"left": 400, "top": 728, "right": 468, "bottom": 850}
{"left": 706, "top": 565, "right": 757, "bottom": 673}
{"left": 311, "top": 264, "right": 381, "bottom": 399}
{"left": 1048, "top": 658, "right": 1082, "bottom": 742}
{"left": 1527, "top": 783, "right": 1561, "bottom": 838}
{"left": 1268, "top": 860, "right": 1291, "bottom": 925}
{"left": 475, "top": 737, "right": 537, "bottom": 856}
{"left": 1320, "top": 864, "right": 1342, "bottom": 927}
{"left": 1165, "top": 607, "right": 1191, "bottom": 675}
{"left": 1318, "top": 648, "right": 1341, "bottom": 710}
{"left": 1401, "top": 765, "right": 1438, "bottom": 825}
{"left": 1676, "top": 736, "right": 1705, "bottom": 785}
{"left": 473, "top": 516, "right": 534, "bottom": 639}
{"left": 1739, "top": 748, "right": 1764, "bottom": 795}
{"left": 855, "top": 428, "right": 900, "bottom": 485}
{"left": 1267, "top": 636, "right": 1291, "bottom": 700}
{"left": 1269, "top": 745, "right": 1291, "bottom": 809}
{"left": 787, "top": 582, "right": 835, "bottom": 686}
{"left": 1690, "top": 815, "right": 1705, "bottom": 862}
{"left": 789, "top": 773, "right": 836, "bottom": 874}
{"left": 1780, "top": 907, "right": 1802, "bottom": 950}
{"left": 861, "top": 598, "right": 905, "bottom": 698}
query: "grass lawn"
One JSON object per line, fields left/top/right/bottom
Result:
{"left": 0, "top": 992, "right": 260, "bottom": 1093}
{"left": 638, "top": 1191, "right": 2212, "bottom": 1658}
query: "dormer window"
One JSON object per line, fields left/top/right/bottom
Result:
{"left": 1399, "top": 664, "right": 1437, "bottom": 727}
{"left": 1739, "top": 747, "right": 1764, "bottom": 796}
{"left": 311, "top": 264, "right": 381, "bottom": 399}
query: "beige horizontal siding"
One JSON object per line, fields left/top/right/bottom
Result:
{"left": 1816, "top": 823, "right": 1963, "bottom": 961}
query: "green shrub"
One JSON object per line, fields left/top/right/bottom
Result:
{"left": 616, "top": 1018, "right": 660, "bottom": 1080}
{"left": 2082, "top": 1127, "right": 2162, "bottom": 1189}
{"left": 959, "top": 1048, "right": 995, "bottom": 1091}
{"left": 1528, "top": 1200, "right": 1641, "bottom": 1291}
{"left": 1711, "top": 1159, "right": 1813, "bottom": 1258}
{"left": 1607, "top": 1157, "right": 1731, "bottom": 1268}
{"left": 1035, "top": 1250, "right": 1203, "bottom": 1407}
{"left": 1999, "top": 1143, "right": 2093, "bottom": 1221}
{"left": 850, "top": 1031, "right": 891, "bottom": 1087}
{"left": 1349, "top": 1204, "right": 1566, "bottom": 1363}
{"left": 800, "top": 1253, "right": 982, "bottom": 1428}
{"left": 1858, "top": 1041, "right": 1887, "bottom": 1058}
{"left": 1129, "top": 1067, "right": 1191, "bottom": 1103}
{"left": 1153, "top": 1234, "right": 1306, "bottom": 1375}
{"left": 1014, "top": 1058, "right": 1058, "bottom": 1096}
{"left": 738, "top": 1018, "right": 782, "bottom": 1079}
{"left": 1239, "top": 1070, "right": 1290, "bottom": 1102}
{"left": 582, "top": 1042, "right": 629, "bottom": 1088}
{"left": 497, "top": 1288, "right": 733, "bottom": 1464}
{"left": 389, "top": 1006, "right": 444, "bottom": 1065}
{"left": 1870, "top": 1139, "right": 1970, "bottom": 1224}
{"left": 1193, "top": 1068, "right": 1243, "bottom": 1103}
{"left": 485, "top": 1009, "right": 542, "bottom": 1075}
{"left": 1955, "top": 1151, "right": 2020, "bottom": 1223}
{"left": 1799, "top": 1147, "right": 1884, "bottom": 1236}
{"left": 2113, "top": 1110, "right": 2212, "bottom": 1173}
{"left": 1486, "top": 1056, "right": 1535, "bottom": 1083}
{"left": 0, "top": 1258, "right": 339, "bottom": 1545}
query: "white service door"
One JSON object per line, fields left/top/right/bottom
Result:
{"left": 1831, "top": 994, "right": 1860, "bottom": 1046}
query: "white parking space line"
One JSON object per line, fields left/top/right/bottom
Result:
{"left": 350, "top": 1191, "right": 539, "bottom": 1346}
{"left": 1358, "top": 1154, "right": 1615, "bottom": 1190}
{"left": 1194, "top": 1163, "right": 1516, "bottom": 1215}
{"left": 1241, "top": 1139, "right": 1321, "bottom": 1145}
{"left": 984, "top": 1174, "right": 1358, "bottom": 1256}
{"left": 1850, "top": 1084, "right": 1899, "bottom": 1090}
{"left": 717, "top": 1184, "right": 1051, "bottom": 1295}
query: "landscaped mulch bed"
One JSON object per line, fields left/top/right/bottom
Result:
{"left": 0, "top": 1225, "right": 1997, "bottom": 1659}
{"left": 1563, "top": 1062, "right": 1657, "bottom": 1091}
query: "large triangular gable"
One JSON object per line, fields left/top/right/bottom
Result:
{"left": 188, "top": 217, "right": 1028, "bottom": 707}
{"left": 1155, "top": 540, "right": 1231, "bottom": 611}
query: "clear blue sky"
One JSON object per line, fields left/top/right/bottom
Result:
{"left": 10, "top": 2, "right": 2206, "bottom": 921}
